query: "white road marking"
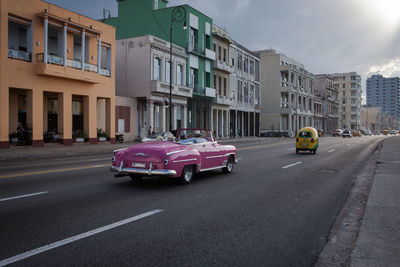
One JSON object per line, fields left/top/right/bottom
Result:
{"left": 328, "top": 149, "right": 336, "bottom": 153}
{"left": 282, "top": 162, "right": 302, "bottom": 169}
{"left": 236, "top": 157, "right": 243, "bottom": 161}
{"left": 0, "top": 209, "right": 163, "bottom": 266}
{"left": 0, "top": 191, "right": 49, "bottom": 202}
{"left": 287, "top": 148, "right": 296, "bottom": 151}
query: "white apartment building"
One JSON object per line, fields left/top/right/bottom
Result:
{"left": 229, "top": 43, "right": 261, "bottom": 137}
{"left": 115, "top": 35, "right": 192, "bottom": 140}
{"left": 332, "top": 72, "right": 362, "bottom": 130}
{"left": 256, "top": 50, "right": 314, "bottom": 137}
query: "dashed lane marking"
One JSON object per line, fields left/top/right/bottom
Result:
{"left": 0, "top": 191, "right": 49, "bottom": 202}
{"left": 282, "top": 162, "right": 302, "bottom": 169}
{"left": 0, "top": 209, "right": 163, "bottom": 267}
{"left": 328, "top": 149, "right": 336, "bottom": 153}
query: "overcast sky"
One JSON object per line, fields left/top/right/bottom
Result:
{"left": 47, "top": 0, "right": 400, "bottom": 102}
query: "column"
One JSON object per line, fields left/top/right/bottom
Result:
{"left": 221, "top": 110, "right": 225, "bottom": 137}
{"left": 44, "top": 16, "right": 48, "bottom": 63}
{"left": 173, "top": 105, "right": 177, "bottom": 130}
{"left": 183, "top": 105, "right": 187, "bottom": 128}
{"left": 248, "top": 112, "right": 250, "bottom": 136}
{"left": 241, "top": 111, "right": 244, "bottom": 137}
{"left": 58, "top": 92, "right": 72, "bottom": 146}
{"left": 63, "top": 23, "right": 67, "bottom": 67}
{"left": 97, "top": 36, "right": 102, "bottom": 73}
{"left": 216, "top": 110, "right": 219, "bottom": 138}
{"left": 253, "top": 112, "right": 256, "bottom": 137}
{"left": 83, "top": 95, "right": 97, "bottom": 144}
{"left": 30, "top": 89, "right": 44, "bottom": 146}
{"left": 210, "top": 107, "right": 214, "bottom": 133}
{"left": 146, "top": 100, "right": 154, "bottom": 136}
{"left": 161, "top": 104, "right": 166, "bottom": 132}
{"left": 235, "top": 110, "right": 238, "bottom": 137}
{"left": 81, "top": 30, "right": 85, "bottom": 70}
{"left": 106, "top": 98, "right": 115, "bottom": 143}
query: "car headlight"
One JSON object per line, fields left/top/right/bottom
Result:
{"left": 112, "top": 156, "right": 116, "bottom": 162}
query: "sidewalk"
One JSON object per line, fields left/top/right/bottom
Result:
{"left": 350, "top": 137, "right": 400, "bottom": 266}
{"left": 0, "top": 136, "right": 292, "bottom": 161}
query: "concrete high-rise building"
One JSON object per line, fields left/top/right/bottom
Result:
{"left": 313, "top": 74, "right": 339, "bottom": 134}
{"left": 256, "top": 50, "right": 314, "bottom": 137}
{"left": 332, "top": 72, "right": 362, "bottom": 130}
{"left": 366, "top": 75, "right": 400, "bottom": 124}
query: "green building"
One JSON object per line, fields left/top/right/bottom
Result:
{"left": 105, "top": 0, "right": 216, "bottom": 129}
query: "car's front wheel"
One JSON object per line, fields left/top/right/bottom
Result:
{"left": 222, "top": 155, "right": 234, "bottom": 174}
{"left": 180, "top": 165, "right": 194, "bottom": 184}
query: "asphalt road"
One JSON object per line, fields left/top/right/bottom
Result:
{"left": 0, "top": 136, "right": 387, "bottom": 266}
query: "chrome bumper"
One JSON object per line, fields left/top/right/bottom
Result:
{"left": 110, "top": 165, "right": 177, "bottom": 176}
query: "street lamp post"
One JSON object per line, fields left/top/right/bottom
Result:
{"left": 169, "top": 6, "right": 186, "bottom": 132}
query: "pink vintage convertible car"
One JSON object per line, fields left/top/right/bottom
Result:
{"left": 111, "top": 129, "right": 237, "bottom": 184}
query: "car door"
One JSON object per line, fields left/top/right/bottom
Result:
{"left": 194, "top": 139, "right": 221, "bottom": 169}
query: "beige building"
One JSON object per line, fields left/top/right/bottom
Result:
{"left": 212, "top": 24, "right": 233, "bottom": 137}
{"left": 361, "top": 106, "right": 382, "bottom": 131}
{"left": 0, "top": 0, "right": 115, "bottom": 148}
{"left": 256, "top": 50, "right": 314, "bottom": 137}
{"left": 332, "top": 72, "right": 362, "bottom": 130}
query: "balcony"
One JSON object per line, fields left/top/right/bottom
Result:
{"left": 8, "top": 49, "right": 32, "bottom": 62}
{"left": 35, "top": 53, "right": 101, "bottom": 84}
{"left": 213, "top": 61, "right": 233, "bottom": 73}
{"left": 214, "top": 95, "right": 233, "bottom": 106}
{"left": 188, "top": 42, "right": 205, "bottom": 56}
{"left": 150, "top": 80, "right": 193, "bottom": 98}
{"left": 205, "top": 49, "right": 216, "bottom": 61}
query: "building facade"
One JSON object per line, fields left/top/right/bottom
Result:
{"left": 0, "top": 0, "right": 115, "bottom": 148}
{"left": 366, "top": 75, "right": 400, "bottom": 125}
{"left": 360, "top": 106, "right": 383, "bottom": 131}
{"left": 115, "top": 35, "right": 192, "bottom": 141}
{"left": 211, "top": 24, "right": 232, "bottom": 138}
{"left": 313, "top": 74, "right": 339, "bottom": 134}
{"left": 256, "top": 50, "right": 314, "bottom": 137}
{"left": 229, "top": 43, "right": 260, "bottom": 137}
{"left": 105, "top": 0, "right": 216, "bottom": 135}
{"left": 332, "top": 72, "right": 362, "bottom": 130}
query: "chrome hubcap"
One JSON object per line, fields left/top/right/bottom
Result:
{"left": 184, "top": 168, "right": 192, "bottom": 181}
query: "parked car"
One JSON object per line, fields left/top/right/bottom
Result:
{"left": 373, "top": 130, "right": 381, "bottom": 135}
{"left": 332, "top": 129, "right": 343, "bottom": 137}
{"left": 389, "top": 129, "right": 397, "bottom": 135}
{"left": 352, "top": 130, "right": 362, "bottom": 137}
{"left": 382, "top": 130, "right": 389, "bottom": 135}
{"left": 111, "top": 129, "right": 237, "bottom": 184}
{"left": 317, "top": 129, "right": 324, "bottom": 137}
{"left": 364, "top": 130, "right": 372, "bottom": 135}
{"left": 296, "top": 127, "right": 319, "bottom": 154}
{"left": 342, "top": 130, "right": 352, "bottom": 138}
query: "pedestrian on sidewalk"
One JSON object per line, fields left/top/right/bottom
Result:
{"left": 24, "top": 123, "right": 32, "bottom": 146}
{"left": 17, "top": 122, "right": 24, "bottom": 146}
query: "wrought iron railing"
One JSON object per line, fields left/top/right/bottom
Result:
{"left": 8, "top": 49, "right": 31, "bottom": 62}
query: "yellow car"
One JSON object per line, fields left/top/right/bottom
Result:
{"left": 352, "top": 130, "right": 362, "bottom": 137}
{"left": 296, "top": 127, "right": 319, "bottom": 154}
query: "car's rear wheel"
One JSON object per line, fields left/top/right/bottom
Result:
{"left": 180, "top": 165, "right": 194, "bottom": 184}
{"left": 312, "top": 149, "right": 317, "bottom": 154}
{"left": 222, "top": 155, "right": 234, "bottom": 174}
{"left": 296, "top": 148, "right": 299, "bottom": 154}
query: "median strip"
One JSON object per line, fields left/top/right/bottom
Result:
{"left": 0, "top": 164, "right": 110, "bottom": 179}
{"left": 0, "top": 191, "right": 49, "bottom": 202}
{"left": 0, "top": 209, "right": 163, "bottom": 266}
